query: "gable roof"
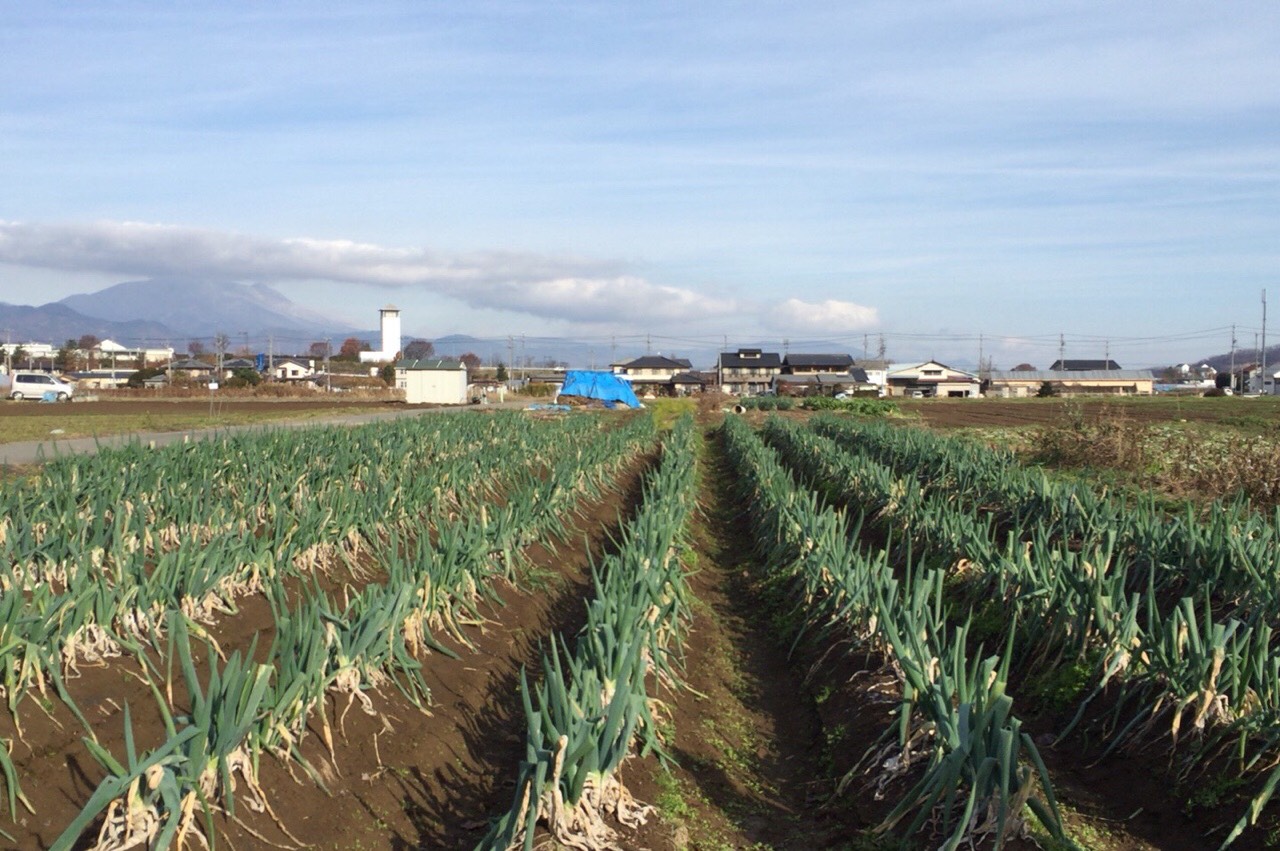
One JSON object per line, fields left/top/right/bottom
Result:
{"left": 168, "top": 358, "right": 214, "bottom": 371}
{"left": 888, "top": 361, "right": 978, "bottom": 381}
{"left": 784, "top": 353, "right": 854, "bottom": 369}
{"left": 719, "top": 349, "right": 782, "bottom": 368}
{"left": 615, "top": 355, "right": 693, "bottom": 370}
{"left": 397, "top": 358, "right": 465, "bottom": 371}
{"left": 1048, "top": 359, "right": 1123, "bottom": 371}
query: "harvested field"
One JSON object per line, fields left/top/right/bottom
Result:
{"left": 898, "top": 396, "right": 1280, "bottom": 430}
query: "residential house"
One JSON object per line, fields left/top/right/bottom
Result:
{"left": 272, "top": 358, "right": 315, "bottom": 381}
{"left": 774, "top": 367, "right": 877, "bottom": 397}
{"left": 1048, "top": 359, "right": 1123, "bottom": 371}
{"left": 167, "top": 358, "right": 216, "bottom": 382}
{"left": 96, "top": 339, "right": 175, "bottom": 368}
{"left": 67, "top": 369, "right": 135, "bottom": 390}
{"left": 717, "top": 348, "right": 783, "bottom": 396}
{"left": 221, "top": 357, "right": 258, "bottom": 379}
{"left": 986, "top": 370, "right": 1154, "bottom": 398}
{"left": 886, "top": 361, "right": 980, "bottom": 398}
{"left": 781, "top": 353, "right": 855, "bottom": 375}
{"left": 612, "top": 355, "right": 694, "bottom": 397}
{"left": 671, "top": 371, "right": 708, "bottom": 395}
{"left": 396, "top": 358, "right": 468, "bottom": 404}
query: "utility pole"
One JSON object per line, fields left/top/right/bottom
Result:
{"left": 325, "top": 338, "right": 331, "bottom": 393}
{"left": 1058, "top": 333, "right": 1065, "bottom": 370}
{"left": 1230, "top": 325, "right": 1237, "bottom": 392}
{"left": 610, "top": 335, "right": 617, "bottom": 366}
{"left": 1104, "top": 340, "right": 1110, "bottom": 370}
{"left": 507, "top": 336, "right": 515, "bottom": 381}
{"left": 1263, "top": 290, "right": 1269, "bottom": 396}
{"left": 978, "top": 333, "right": 984, "bottom": 378}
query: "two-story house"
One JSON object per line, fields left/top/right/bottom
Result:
{"left": 717, "top": 348, "right": 782, "bottom": 396}
{"left": 886, "top": 361, "right": 980, "bottom": 398}
{"left": 612, "top": 355, "right": 694, "bottom": 397}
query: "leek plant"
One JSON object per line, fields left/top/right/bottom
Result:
{"left": 481, "top": 416, "right": 698, "bottom": 851}
{"left": 789, "top": 415, "right": 1280, "bottom": 846}
{"left": 723, "top": 414, "right": 1064, "bottom": 849}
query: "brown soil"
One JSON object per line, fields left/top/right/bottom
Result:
{"left": 0, "top": 451, "right": 655, "bottom": 851}
{"left": 6, "top": 400, "right": 1278, "bottom": 850}
{"left": 897, "top": 397, "right": 1280, "bottom": 431}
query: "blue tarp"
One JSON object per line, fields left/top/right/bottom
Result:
{"left": 556, "top": 370, "right": 642, "bottom": 409}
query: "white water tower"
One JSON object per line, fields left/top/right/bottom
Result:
{"left": 379, "top": 304, "right": 401, "bottom": 357}
{"left": 360, "top": 304, "right": 402, "bottom": 362}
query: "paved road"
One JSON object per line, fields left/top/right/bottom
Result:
{"left": 0, "top": 401, "right": 529, "bottom": 466}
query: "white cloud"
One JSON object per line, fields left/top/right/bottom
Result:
{"left": 0, "top": 219, "right": 752, "bottom": 326}
{"left": 766, "top": 298, "right": 878, "bottom": 333}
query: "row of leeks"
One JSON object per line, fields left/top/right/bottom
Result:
{"left": 480, "top": 415, "right": 699, "bottom": 851}
{"left": 771, "top": 414, "right": 1280, "bottom": 847}
{"left": 0, "top": 413, "right": 592, "bottom": 716}
{"left": 16, "top": 412, "right": 659, "bottom": 847}
{"left": 720, "top": 414, "right": 1065, "bottom": 851}
{"left": 810, "top": 414, "right": 1280, "bottom": 621}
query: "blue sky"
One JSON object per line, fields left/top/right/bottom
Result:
{"left": 1, "top": 1, "right": 1277, "bottom": 367}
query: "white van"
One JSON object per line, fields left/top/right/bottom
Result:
{"left": 8, "top": 372, "right": 75, "bottom": 401}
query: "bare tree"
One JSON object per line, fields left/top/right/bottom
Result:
{"left": 214, "top": 333, "right": 230, "bottom": 375}
{"left": 403, "top": 339, "right": 434, "bottom": 360}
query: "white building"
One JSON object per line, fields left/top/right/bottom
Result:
{"left": 396, "top": 358, "right": 468, "bottom": 404}
{"left": 360, "top": 305, "right": 403, "bottom": 363}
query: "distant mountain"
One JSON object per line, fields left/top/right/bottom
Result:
{"left": 1192, "top": 346, "right": 1280, "bottom": 373}
{"left": 58, "top": 279, "right": 351, "bottom": 341}
{"left": 0, "top": 301, "right": 177, "bottom": 345}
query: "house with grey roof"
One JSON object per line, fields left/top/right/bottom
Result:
{"left": 612, "top": 354, "right": 695, "bottom": 396}
{"left": 717, "top": 349, "right": 782, "bottom": 396}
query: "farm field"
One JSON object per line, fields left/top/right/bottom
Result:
{"left": 4, "top": 397, "right": 1280, "bottom": 849}
{"left": 898, "top": 395, "right": 1280, "bottom": 432}
{"left": 0, "top": 398, "right": 398, "bottom": 445}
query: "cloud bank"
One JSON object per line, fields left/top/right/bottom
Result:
{"left": 0, "top": 220, "right": 879, "bottom": 333}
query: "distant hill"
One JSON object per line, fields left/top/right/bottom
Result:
{"left": 0, "top": 301, "right": 177, "bottom": 345}
{"left": 58, "top": 279, "right": 351, "bottom": 340}
{"left": 1193, "top": 346, "right": 1280, "bottom": 373}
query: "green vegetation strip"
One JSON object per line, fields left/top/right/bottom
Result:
{"left": 774, "top": 414, "right": 1280, "bottom": 847}
{"left": 0, "top": 405, "right": 386, "bottom": 445}
{"left": 722, "top": 414, "right": 1064, "bottom": 851}
{"left": 480, "top": 415, "right": 699, "bottom": 851}
{"left": 0, "top": 411, "right": 658, "bottom": 846}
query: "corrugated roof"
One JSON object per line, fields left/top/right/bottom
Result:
{"left": 988, "top": 370, "right": 1154, "bottom": 381}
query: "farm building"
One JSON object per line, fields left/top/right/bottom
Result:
{"left": 986, "top": 370, "right": 1155, "bottom": 397}
{"left": 396, "top": 358, "right": 469, "bottom": 404}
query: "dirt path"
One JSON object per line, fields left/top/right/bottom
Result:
{"left": 626, "top": 423, "right": 870, "bottom": 850}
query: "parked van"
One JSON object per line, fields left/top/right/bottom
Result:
{"left": 7, "top": 372, "right": 75, "bottom": 401}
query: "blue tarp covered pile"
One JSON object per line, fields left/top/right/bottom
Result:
{"left": 556, "top": 370, "right": 642, "bottom": 409}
